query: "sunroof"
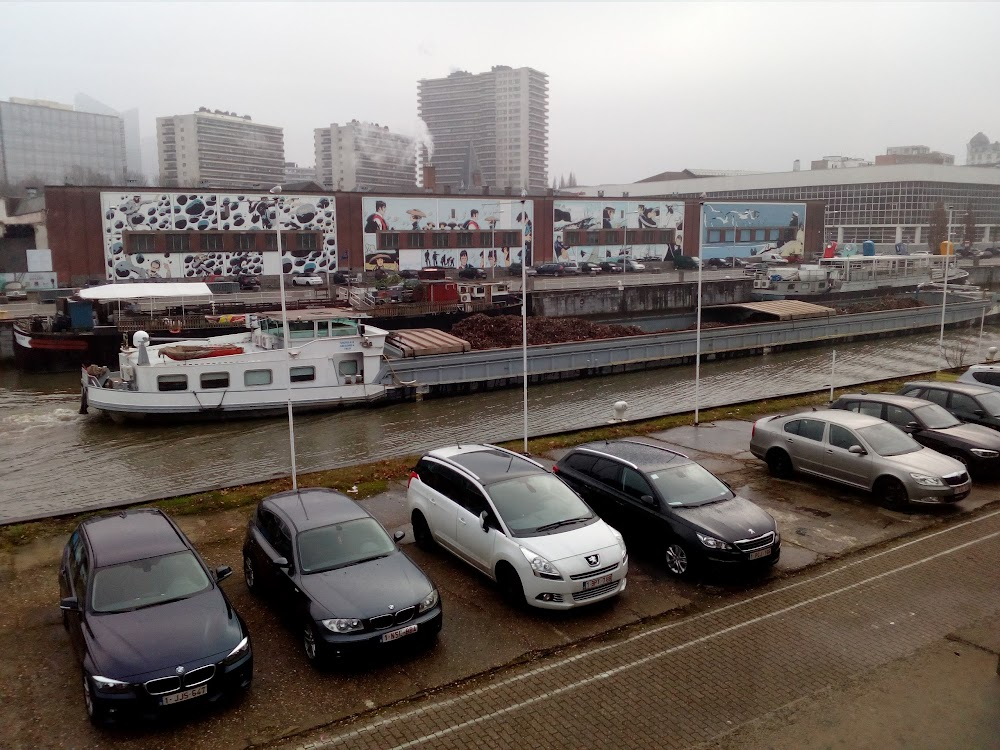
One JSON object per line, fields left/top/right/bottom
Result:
{"left": 451, "top": 449, "right": 541, "bottom": 482}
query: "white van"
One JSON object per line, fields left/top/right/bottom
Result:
{"left": 957, "top": 364, "right": 1000, "bottom": 392}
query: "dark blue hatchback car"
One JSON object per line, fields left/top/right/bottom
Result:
{"left": 59, "top": 509, "right": 252, "bottom": 725}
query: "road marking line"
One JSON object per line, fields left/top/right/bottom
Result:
{"left": 293, "top": 511, "right": 1000, "bottom": 750}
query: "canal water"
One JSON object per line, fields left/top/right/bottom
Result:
{"left": 3, "top": 325, "right": 999, "bottom": 522}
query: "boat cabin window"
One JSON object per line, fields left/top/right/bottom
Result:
{"left": 200, "top": 372, "right": 229, "bottom": 389}
{"left": 290, "top": 366, "right": 315, "bottom": 383}
{"left": 289, "top": 321, "right": 316, "bottom": 339}
{"left": 245, "top": 369, "right": 273, "bottom": 387}
{"left": 316, "top": 321, "right": 329, "bottom": 337}
{"left": 338, "top": 360, "right": 358, "bottom": 377}
{"left": 157, "top": 374, "right": 188, "bottom": 392}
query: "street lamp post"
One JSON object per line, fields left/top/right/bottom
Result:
{"left": 937, "top": 204, "right": 954, "bottom": 370}
{"left": 695, "top": 202, "right": 705, "bottom": 425}
{"left": 270, "top": 186, "right": 298, "bottom": 490}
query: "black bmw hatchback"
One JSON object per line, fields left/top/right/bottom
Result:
{"left": 243, "top": 488, "right": 442, "bottom": 666}
{"left": 554, "top": 439, "right": 780, "bottom": 578}
{"left": 58, "top": 509, "right": 252, "bottom": 725}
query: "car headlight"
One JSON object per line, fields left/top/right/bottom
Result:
{"left": 696, "top": 532, "right": 733, "bottom": 550}
{"left": 91, "top": 675, "right": 132, "bottom": 694}
{"left": 321, "top": 618, "right": 364, "bottom": 633}
{"left": 970, "top": 448, "right": 999, "bottom": 458}
{"left": 909, "top": 472, "right": 945, "bottom": 486}
{"left": 609, "top": 528, "right": 628, "bottom": 560}
{"left": 519, "top": 546, "right": 562, "bottom": 579}
{"left": 221, "top": 636, "right": 251, "bottom": 666}
{"left": 418, "top": 588, "right": 439, "bottom": 613}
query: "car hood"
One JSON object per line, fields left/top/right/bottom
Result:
{"left": 520, "top": 520, "right": 622, "bottom": 563}
{"left": 886, "top": 447, "right": 966, "bottom": 477}
{"left": 86, "top": 588, "right": 243, "bottom": 680}
{"left": 671, "top": 496, "right": 776, "bottom": 542}
{"left": 933, "top": 423, "right": 1000, "bottom": 449}
{"left": 298, "top": 551, "right": 433, "bottom": 620}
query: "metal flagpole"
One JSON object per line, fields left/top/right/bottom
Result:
{"left": 937, "top": 205, "right": 953, "bottom": 371}
{"left": 521, "top": 199, "right": 529, "bottom": 453}
{"left": 270, "top": 186, "right": 298, "bottom": 490}
{"left": 694, "top": 202, "right": 704, "bottom": 425}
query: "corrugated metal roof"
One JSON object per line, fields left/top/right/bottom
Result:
{"left": 714, "top": 300, "right": 835, "bottom": 320}
{"left": 388, "top": 328, "right": 472, "bottom": 357}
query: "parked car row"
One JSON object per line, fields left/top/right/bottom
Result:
{"left": 61, "top": 437, "right": 786, "bottom": 726}
{"left": 750, "top": 379, "right": 1000, "bottom": 510}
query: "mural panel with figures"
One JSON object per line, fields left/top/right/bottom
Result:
{"left": 700, "top": 202, "right": 807, "bottom": 260}
{"left": 361, "top": 197, "right": 533, "bottom": 271}
{"left": 100, "top": 191, "right": 338, "bottom": 280}
{"left": 552, "top": 200, "right": 684, "bottom": 263}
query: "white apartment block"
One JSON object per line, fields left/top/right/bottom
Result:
{"left": 314, "top": 121, "right": 415, "bottom": 192}
{"left": 417, "top": 66, "right": 548, "bottom": 193}
{"left": 156, "top": 109, "right": 285, "bottom": 189}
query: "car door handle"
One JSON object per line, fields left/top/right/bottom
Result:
{"left": 458, "top": 517, "right": 467, "bottom": 525}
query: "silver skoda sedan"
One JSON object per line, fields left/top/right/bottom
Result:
{"left": 749, "top": 409, "right": 971, "bottom": 509}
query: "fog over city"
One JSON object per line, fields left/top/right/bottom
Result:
{"left": 3, "top": 1, "right": 1000, "bottom": 184}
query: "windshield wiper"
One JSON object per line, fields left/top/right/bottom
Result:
{"left": 536, "top": 516, "right": 591, "bottom": 532}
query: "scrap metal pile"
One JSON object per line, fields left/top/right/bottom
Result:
{"left": 452, "top": 314, "right": 645, "bottom": 350}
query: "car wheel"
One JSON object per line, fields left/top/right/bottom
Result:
{"left": 243, "top": 555, "right": 258, "bottom": 594}
{"left": 411, "top": 511, "right": 436, "bottom": 551}
{"left": 496, "top": 563, "right": 526, "bottom": 608}
{"left": 303, "top": 621, "right": 325, "bottom": 667}
{"left": 876, "top": 476, "right": 910, "bottom": 510}
{"left": 765, "top": 449, "right": 794, "bottom": 478}
{"left": 82, "top": 674, "right": 109, "bottom": 726}
{"left": 664, "top": 540, "right": 695, "bottom": 578}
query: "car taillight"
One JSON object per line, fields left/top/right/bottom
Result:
{"left": 408, "top": 470, "right": 419, "bottom": 487}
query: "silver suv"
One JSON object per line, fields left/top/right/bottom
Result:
{"left": 749, "top": 409, "right": 971, "bottom": 509}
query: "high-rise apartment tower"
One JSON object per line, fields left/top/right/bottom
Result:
{"left": 417, "top": 66, "right": 548, "bottom": 193}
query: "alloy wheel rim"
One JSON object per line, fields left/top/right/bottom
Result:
{"left": 244, "top": 557, "right": 254, "bottom": 588}
{"left": 83, "top": 676, "right": 94, "bottom": 716}
{"left": 666, "top": 545, "right": 687, "bottom": 574}
{"left": 304, "top": 625, "right": 316, "bottom": 660}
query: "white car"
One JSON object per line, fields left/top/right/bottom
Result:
{"left": 958, "top": 363, "right": 1000, "bottom": 392}
{"left": 2, "top": 281, "right": 27, "bottom": 301}
{"left": 407, "top": 444, "right": 628, "bottom": 610}
{"left": 291, "top": 273, "right": 323, "bottom": 287}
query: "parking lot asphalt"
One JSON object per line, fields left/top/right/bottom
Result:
{"left": 1, "top": 418, "right": 997, "bottom": 750}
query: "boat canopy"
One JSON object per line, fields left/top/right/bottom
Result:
{"left": 78, "top": 282, "right": 214, "bottom": 301}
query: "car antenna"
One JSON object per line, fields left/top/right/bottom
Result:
{"left": 298, "top": 490, "right": 309, "bottom": 520}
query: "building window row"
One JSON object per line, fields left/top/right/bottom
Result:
{"left": 125, "top": 231, "right": 323, "bottom": 255}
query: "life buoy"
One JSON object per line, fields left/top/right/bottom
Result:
{"left": 168, "top": 320, "right": 182, "bottom": 334}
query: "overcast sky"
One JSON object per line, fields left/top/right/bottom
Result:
{"left": 4, "top": 2, "right": 999, "bottom": 185}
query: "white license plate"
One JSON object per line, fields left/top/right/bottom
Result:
{"left": 582, "top": 573, "right": 613, "bottom": 591}
{"left": 381, "top": 624, "right": 418, "bottom": 643}
{"left": 161, "top": 684, "right": 208, "bottom": 705}
{"left": 749, "top": 548, "right": 772, "bottom": 560}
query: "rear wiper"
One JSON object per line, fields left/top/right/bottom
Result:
{"left": 536, "top": 516, "right": 591, "bottom": 532}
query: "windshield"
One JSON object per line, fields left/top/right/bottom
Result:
{"left": 649, "top": 463, "right": 733, "bottom": 507}
{"left": 856, "top": 422, "right": 922, "bottom": 456}
{"left": 912, "top": 403, "right": 961, "bottom": 429}
{"left": 978, "top": 391, "right": 1000, "bottom": 416}
{"left": 487, "top": 474, "right": 593, "bottom": 537}
{"left": 91, "top": 551, "right": 211, "bottom": 613}
{"left": 297, "top": 517, "right": 395, "bottom": 574}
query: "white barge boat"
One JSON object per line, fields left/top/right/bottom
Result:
{"left": 751, "top": 254, "right": 969, "bottom": 300}
{"left": 81, "top": 309, "right": 390, "bottom": 421}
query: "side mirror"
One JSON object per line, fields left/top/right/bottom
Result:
{"left": 59, "top": 596, "right": 79, "bottom": 612}
{"left": 393, "top": 530, "right": 405, "bottom": 542}
{"left": 848, "top": 445, "right": 867, "bottom": 455}
{"left": 640, "top": 494, "right": 658, "bottom": 508}
{"left": 905, "top": 421, "right": 920, "bottom": 431}
{"left": 273, "top": 556, "right": 290, "bottom": 569}
{"left": 215, "top": 565, "right": 233, "bottom": 583}
{"left": 479, "top": 510, "right": 491, "bottom": 532}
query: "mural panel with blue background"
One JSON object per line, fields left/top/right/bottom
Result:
{"left": 700, "top": 202, "right": 807, "bottom": 260}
